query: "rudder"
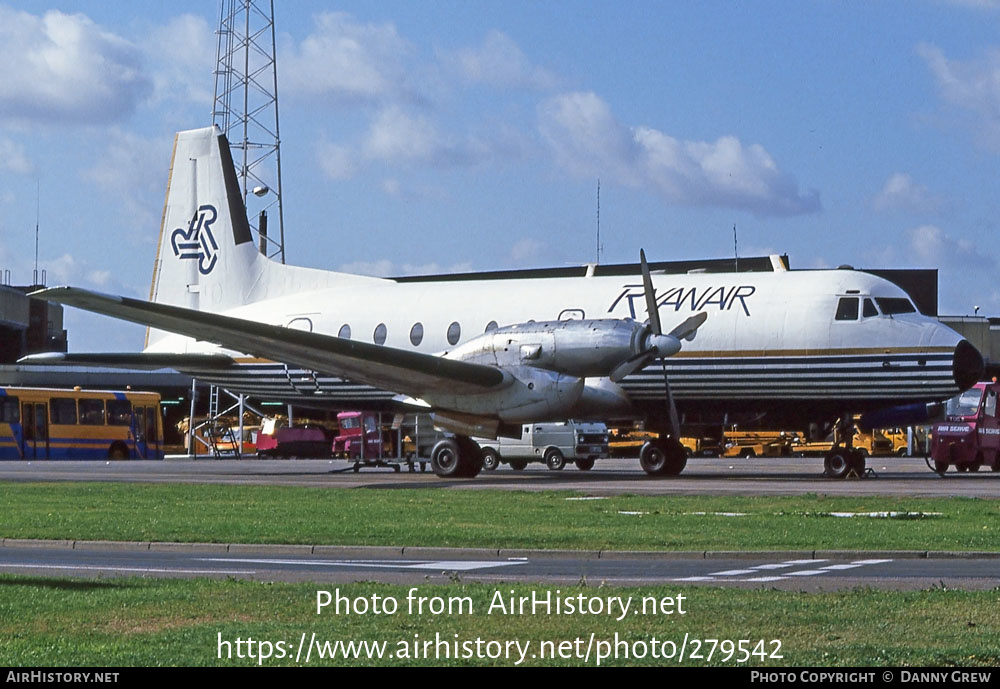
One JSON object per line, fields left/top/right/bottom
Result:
{"left": 148, "top": 126, "right": 265, "bottom": 343}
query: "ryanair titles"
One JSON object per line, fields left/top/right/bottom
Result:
{"left": 609, "top": 283, "right": 756, "bottom": 319}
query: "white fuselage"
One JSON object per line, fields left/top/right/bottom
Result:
{"left": 147, "top": 263, "right": 970, "bottom": 419}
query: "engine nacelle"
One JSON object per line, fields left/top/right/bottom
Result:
{"left": 444, "top": 319, "right": 650, "bottom": 378}
{"left": 423, "top": 365, "right": 585, "bottom": 424}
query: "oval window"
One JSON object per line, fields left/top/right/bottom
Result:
{"left": 485, "top": 320, "right": 498, "bottom": 332}
{"left": 338, "top": 324, "right": 351, "bottom": 339}
{"left": 373, "top": 323, "right": 387, "bottom": 345}
{"left": 447, "top": 321, "right": 461, "bottom": 345}
{"left": 410, "top": 322, "right": 424, "bottom": 346}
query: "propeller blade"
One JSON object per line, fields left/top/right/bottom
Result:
{"left": 662, "top": 358, "right": 681, "bottom": 438}
{"left": 668, "top": 311, "right": 708, "bottom": 341}
{"left": 639, "top": 248, "right": 662, "bottom": 336}
{"left": 609, "top": 351, "right": 656, "bottom": 383}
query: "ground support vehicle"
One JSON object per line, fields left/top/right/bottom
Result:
{"left": 256, "top": 424, "right": 334, "bottom": 459}
{"left": 930, "top": 381, "right": 1000, "bottom": 473}
{"left": 475, "top": 421, "right": 609, "bottom": 471}
{"left": 722, "top": 431, "right": 794, "bottom": 458}
{"left": 0, "top": 386, "right": 162, "bottom": 460}
{"left": 609, "top": 427, "right": 701, "bottom": 458}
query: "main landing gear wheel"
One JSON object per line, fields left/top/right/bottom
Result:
{"left": 639, "top": 438, "right": 687, "bottom": 477}
{"left": 430, "top": 436, "right": 484, "bottom": 478}
{"left": 544, "top": 448, "right": 566, "bottom": 471}
{"left": 575, "top": 458, "right": 595, "bottom": 471}
{"left": 824, "top": 449, "right": 865, "bottom": 479}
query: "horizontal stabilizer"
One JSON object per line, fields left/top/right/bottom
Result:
{"left": 18, "top": 352, "right": 237, "bottom": 370}
{"left": 31, "top": 286, "right": 506, "bottom": 397}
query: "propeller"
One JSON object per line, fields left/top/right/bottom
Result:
{"left": 609, "top": 249, "right": 707, "bottom": 439}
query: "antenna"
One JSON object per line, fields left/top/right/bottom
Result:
{"left": 733, "top": 223, "right": 739, "bottom": 272}
{"left": 596, "top": 179, "right": 603, "bottom": 264}
{"left": 33, "top": 179, "right": 39, "bottom": 286}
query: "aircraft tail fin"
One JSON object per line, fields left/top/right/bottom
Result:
{"left": 147, "top": 126, "right": 266, "bottom": 344}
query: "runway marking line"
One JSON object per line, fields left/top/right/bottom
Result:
{"left": 198, "top": 557, "right": 527, "bottom": 572}
{"left": 677, "top": 558, "right": 892, "bottom": 583}
{"left": 0, "top": 563, "right": 255, "bottom": 575}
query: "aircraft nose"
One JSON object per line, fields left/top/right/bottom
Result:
{"left": 953, "top": 339, "right": 984, "bottom": 391}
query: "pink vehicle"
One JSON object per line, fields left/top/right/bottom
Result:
{"left": 333, "top": 411, "right": 383, "bottom": 460}
{"left": 256, "top": 424, "right": 333, "bottom": 458}
{"left": 931, "top": 380, "right": 1000, "bottom": 473}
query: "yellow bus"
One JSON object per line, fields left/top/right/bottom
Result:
{"left": 0, "top": 387, "right": 163, "bottom": 460}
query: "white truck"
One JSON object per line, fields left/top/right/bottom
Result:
{"left": 476, "top": 421, "right": 610, "bottom": 471}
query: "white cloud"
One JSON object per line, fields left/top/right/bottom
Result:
{"left": 338, "top": 259, "right": 394, "bottom": 277}
{"left": 364, "top": 106, "right": 442, "bottom": 162}
{"left": 919, "top": 43, "right": 1000, "bottom": 146}
{"left": 280, "top": 12, "right": 420, "bottom": 106}
{"left": 510, "top": 237, "right": 545, "bottom": 264}
{"left": 380, "top": 178, "right": 401, "bottom": 196}
{"left": 538, "top": 92, "right": 820, "bottom": 216}
{"left": 444, "top": 31, "right": 556, "bottom": 90}
{"left": 364, "top": 106, "right": 489, "bottom": 167}
{"left": 0, "top": 138, "right": 34, "bottom": 175}
{"left": 873, "top": 173, "right": 943, "bottom": 214}
{"left": 0, "top": 7, "right": 151, "bottom": 124}
{"left": 38, "top": 253, "right": 134, "bottom": 295}
{"left": 317, "top": 141, "right": 359, "bottom": 180}
{"left": 338, "top": 259, "right": 473, "bottom": 276}
{"left": 82, "top": 129, "right": 172, "bottom": 231}
{"left": 142, "top": 14, "right": 215, "bottom": 107}
{"left": 907, "top": 224, "right": 995, "bottom": 269}
{"left": 317, "top": 106, "right": 505, "bottom": 182}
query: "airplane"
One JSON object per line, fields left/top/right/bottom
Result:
{"left": 24, "top": 126, "right": 985, "bottom": 479}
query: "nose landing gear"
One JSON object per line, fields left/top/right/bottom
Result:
{"left": 824, "top": 414, "right": 867, "bottom": 479}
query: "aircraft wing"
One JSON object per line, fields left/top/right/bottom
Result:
{"left": 30, "top": 287, "right": 506, "bottom": 397}
{"left": 18, "top": 352, "right": 237, "bottom": 370}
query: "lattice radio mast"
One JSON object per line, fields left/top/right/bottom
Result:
{"left": 212, "top": 0, "right": 286, "bottom": 263}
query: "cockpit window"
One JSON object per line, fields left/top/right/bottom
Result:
{"left": 875, "top": 297, "right": 916, "bottom": 315}
{"left": 835, "top": 297, "right": 859, "bottom": 321}
{"left": 863, "top": 298, "right": 878, "bottom": 318}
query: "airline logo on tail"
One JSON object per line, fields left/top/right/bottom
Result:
{"left": 170, "top": 204, "right": 219, "bottom": 275}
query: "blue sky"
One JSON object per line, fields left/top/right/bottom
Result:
{"left": 1, "top": 1, "right": 999, "bottom": 350}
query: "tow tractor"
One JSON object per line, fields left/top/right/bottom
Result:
{"left": 930, "top": 380, "right": 1000, "bottom": 473}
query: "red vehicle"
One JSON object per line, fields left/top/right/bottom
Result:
{"left": 256, "top": 424, "right": 333, "bottom": 458}
{"left": 931, "top": 381, "right": 1000, "bottom": 473}
{"left": 333, "top": 411, "right": 383, "bottom": 460}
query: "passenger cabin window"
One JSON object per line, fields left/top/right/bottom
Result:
{"left": 875, "top": 297, "right": 916, "bottom": 315}
{"left": 107, "top": 400, "right": 132, "bottom": 426}
{"left": 835, "top": 297, "right": 859, "bottom": 321}
{"left": 863, "top": 299, "right": 878, "bottom": 318}
{"left": 373, "top": 323, "right": 387, "bottom": 345}
{"left": 485, "top": 321, "right": 498, "bottom": 332}
{"left": 50, "top": 398, "right": 78, "bottom": 425}
{"left": 338, "top": 324, "right": 351, "bottom": 339}
{"left": 447, "top": 321, "right": 461, "bottom": 345}
{"left": 79, "top": 399, "right": 105, "bottom": 425}
{"left": 409, "top": 323, "right": 423, "bottom": 346}
{"left": 0, "top": 397, "right": 19, "bottom": 423}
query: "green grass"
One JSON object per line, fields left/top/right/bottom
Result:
{"left": 1, "top": 576, "right": 998, "bottom": 666}
{"left": 1, "top": 481, "right": 998, "bottom": 551}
